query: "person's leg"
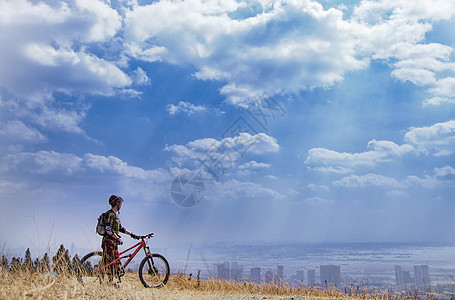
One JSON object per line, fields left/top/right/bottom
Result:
{"left": 102, "top": 240, "right": 117, "bottom": 281}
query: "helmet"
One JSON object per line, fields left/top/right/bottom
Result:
{"left": 109, "top": 195, "right": 123, "bottom": 206}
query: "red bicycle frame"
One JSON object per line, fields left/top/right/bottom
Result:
{"left": 103, "top": 239, "right": 152, "bottom": 270}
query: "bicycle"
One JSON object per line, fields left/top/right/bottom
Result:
{"left": 78, "top": 233, "right": 170, "bottom": 288}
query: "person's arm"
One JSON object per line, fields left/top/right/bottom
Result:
{"left": 119, "top": 225, "right": 134, "bottom": 237}
{"left": 105, "top": 211, "right": 121, "bottom": 240}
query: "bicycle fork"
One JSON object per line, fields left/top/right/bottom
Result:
{"left": 143, "top": 246, "right": 157, "bottom": 276}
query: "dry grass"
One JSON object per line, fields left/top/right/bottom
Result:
{"left": 0, "top": 268, "right": 441, "bottom": 300}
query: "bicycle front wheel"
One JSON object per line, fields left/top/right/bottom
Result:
{"left": 138, "top": 254, "right": 170, "bottom": 288}
{"left": 79, "top": 251, "right": 111, "bottom": 284}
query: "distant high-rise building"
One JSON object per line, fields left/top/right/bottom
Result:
{"left": 265, "top": 270, "right": 273, "bottom": 283}
{"left": 395, "top": 265, "right": 404, "bottom": 287}
{"left": 250, "top": 267, "right": 261, "bottom": 283}
{"left": 308, "top": 269, "right": 316, "bottom": 285}
{"left": 421, "top": 265, "right": 430, "bottom": 286}
{"left": 320, "top": 265, "right": 341, "bottom": 287}
{"left": 277, "top": 265, "right": 284, "bottom": 283}
{"left": 216, "top": 262, "right": 230, "bottom": 280}
{"left": 296, "top": 270, "right": 304, "bottom": 282}
{"left": 230, "top": 262, "right": 243, "bottom": 281}
{"left": 403, "top": 271, "right": 412, "bottom": 284}
{"left": 216, "top": 261, "right": 243, "bottom": 280}
{"left": 414, "top": 265, "right": 430, "bottom": 287}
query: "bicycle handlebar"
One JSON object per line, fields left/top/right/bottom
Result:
{"left": 131, "top": 233, "right": 154, "bottom": 240}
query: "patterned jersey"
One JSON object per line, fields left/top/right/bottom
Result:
{"left": 102, "top": 209, "right": 126, "bottom": 241}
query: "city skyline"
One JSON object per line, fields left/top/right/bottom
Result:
{"left": 1, "top": 0, "right": 455, "bottom": 251}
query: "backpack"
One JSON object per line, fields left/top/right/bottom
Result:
{"left": 96, "top": 211, "right": 108, "bottom": 236}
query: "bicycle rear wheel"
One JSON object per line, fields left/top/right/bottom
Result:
{"left": 138, "top": 254, "right": 170, "bottom": 288}
{"left": 79, "top": 251, "right": 112, "bottom": 284}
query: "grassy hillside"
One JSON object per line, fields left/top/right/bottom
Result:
{"left": 0, "top": 246, "right": 440, "bottom": 300}
{"left": 0, "top": 268, "right": 439, "bottom": 300}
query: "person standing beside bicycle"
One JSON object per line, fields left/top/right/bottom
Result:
{"left": 102, "top": 195, "right": 137, "bottom": 274}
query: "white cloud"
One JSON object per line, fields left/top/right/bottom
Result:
{"left": 307, "top": 183, "right": 329, "bottom": 192}
{"left": 123, "top": 0, "right": 368, "bottom": 105}
{"left": 303, "top": 196, "right": 334, "bottom": 205}
{"left": 0, "top": 0, "right": 132, "bottom": 101}
{"left": 287, "top": 189, "right": 300, "bottom": 196}
{"left": 333, "top": 165, "right": 455, "bottom": 190}
{"left": 2, "top": 98, "right": 90, "bottom": 135}
{"left": 166, "top": 101, "right": 207, "bottom": 115}
{"left": 0, "top": 120, "right": 46, "bottom": 142}
{"left": 307, "top": 166, "right": 353, "bottom": 174}
{"left": 2, "top": 151, "right": 83, "bottom": 175}
{"left": 423, "top": 97, "right": 455, "bottom": 107}
{"left": 84, "top": 153, "right": 170, "bottom": 182}
{"left": 424, "top": 78, "right": 455, "bottom": 106}
{"left": 131, "top": 67, "right": 151, "bottom": 86}
{"left": 165, "top": 133, "right": 279, "bottom": 176}
{"left": 403, "top": 166, "right": 455, "bottom": 189}
{"left": 430, "top": 77, "right": 455, "bottom": 98}
{"left": 351, "top": 0, "right": 455, "bottom": 105}
{"left": 404, "top": 175, "right": 441, "bottom": 189}
{"left": 391, "top": 68, "right": 436, "bottom": 86}
{"left": 333, "top": 173, "right": 403, "bottom": 188}
{"left": 434, "top": 165, "right": 455, "bottom": 181}
{"left": 238, "top": 161, "right": 271, "bottom": 169}
{"left": 124, "top": 42, "right": 167, "bottom": 63}
{"left": 75, "top": 0, "right": 122, "bottom": 43}
{"left": 1, "top": 150, "right": 172, "bottom": 184}
{"left": 306, "top": 120, "right": 455, "bottom": 178}
{"left": 404, "top": 120, "right": 455, "bottom": 156}
{"left": 305, "top": 139, "right": 414, "bottom": 169}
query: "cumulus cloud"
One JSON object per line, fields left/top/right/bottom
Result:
{"left": 123, "top": 0, "right": 368, "bottom": 105}
{"left": 402, "top": 166, "right": 455, "bottom": 189}
{"left": 426, "top": 78, "right": 455, "bottom": 106}
{"left": 1, "top": 150, "right": 171, "bottom": 183}
{"left": 333, "top": 173, "right": 404, "bottom": 188}
{"left": 121, "top": 0, "right": 455, "bottom": 106}
{"left": 131, "top": 67, "right": 151, "bottom": 86}
{"left": 238, "top": 161, "right": 271, "bottom": 169}
{"left": 165, "top": 133, "right": 279, "bottom": 174}
{"left": 84, "top": 153, "right": 170, "bottom": 182}
{"left": 351, "top": 0, "right": 455, "bottom": 106}
{"left": 404, "top": 120, "right": 455, "bottom": 156}
{"left": 1, "top": 150, "right": 83, "bottom": 175}
{"left": 2, "top": 97, "right": 89, "bottom": 134}
{"left": 305, "top": 139, "right": 414, "bottom": 170}
{"left": 75, "top": 0, "right": 122, "bottom": 43}
{"left": 0, "top": 120, "right": 46, "bottom": 142}
{"left": 333, "top": 166, "right": 455, "bottom": 190}
{"left": 307, "top": 183, "right": 329, "bottom": 192}
{"left": 424, "top": 97, "right": 455, "bottom": 107}
{"left": 166, "top": 101, "right": 207, "bottom": 115}
{"left": 307, "top": 166, "right": 353, "bottom": 174}
{"left": 306, "top": 118, "right": 455, "bottom": 173}
{"left": 0, "top": 0, "right": 132, "bottom": 100}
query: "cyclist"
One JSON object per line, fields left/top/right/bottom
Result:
{"left": 102, "top": 195, "right": 137, "bottom": 278}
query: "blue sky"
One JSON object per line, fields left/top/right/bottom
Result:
{"left": 1, "top": 0, "right": 455, "bottom": 253}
